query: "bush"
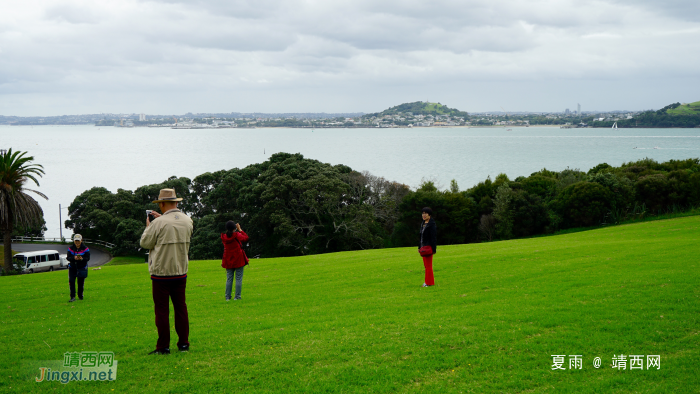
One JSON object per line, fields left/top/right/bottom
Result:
{"left": 113, "top": 219, "right": 146, "bottom": 255}
{"left": 510, "top": 191, "right": 549, "bottom": 237}
{"left": 557, "top": 182, "right": 613, "bottom": 227}
{"left": 521, "top": 175, "right": 557, "bottom": 199}
{"left": 635, "top": 174, "right": 670, "bottom": 213}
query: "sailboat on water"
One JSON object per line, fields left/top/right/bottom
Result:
{"left": 612, "top": 122, "right": 618, "bottom": 129}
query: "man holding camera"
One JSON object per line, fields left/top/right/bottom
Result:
{"left": 140, "top": 188, "right": 193, "bottom": 355}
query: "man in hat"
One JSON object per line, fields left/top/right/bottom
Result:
{"left": 66, "top": 234, "right": 90, "bottom": 302}
{"left": 140, "top": 188, "right": 194, "bottom": 355}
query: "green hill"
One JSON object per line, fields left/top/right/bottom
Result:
{"left": 364, "top": 101, "right": 469, "bottom": 118}
{"left": 666, "top": 100, "right": 700, "bottom": 115}
{"left": 597, "top": 102, "right": 700, "bottom": 127}
{"left": 1, "top": 217, "right": 698, "bottom": 392}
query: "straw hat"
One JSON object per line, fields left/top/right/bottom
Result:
{"left": 152, "top": 188, "right": 183, "bottom": 203}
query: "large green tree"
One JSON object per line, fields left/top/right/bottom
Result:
{"left": 65, "top": 177, "right": 192, "bottom": 255}
{"left": 205, "top": 153, "right": 385, "bottom": 258}
{"left": 0, "top": 149, "right": 47, "bottom": 272}
{"left": 65, "top": 153, "right": 403, "bottom": 258}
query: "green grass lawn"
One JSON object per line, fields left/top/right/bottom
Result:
{"left": 105, "top": 256, "right": 146, "bottom": 266}
{"left": 667, "top": 100, "right": 700, "bottom": 115}
{"left": 1, "top": 217, "right": 698, "bottom": 393}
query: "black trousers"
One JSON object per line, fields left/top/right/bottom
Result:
{"left": 69, "top": 269, "right": 85, "bottom": 298}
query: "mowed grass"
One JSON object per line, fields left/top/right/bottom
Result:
{"left": 106, "top": 256, "right": 146, "bottom": 266}
{"left": 1, "top": 217, "right": 699, "bottom": 393}
{"left": 667, "top": 100, "right": 700, "bottom": 115}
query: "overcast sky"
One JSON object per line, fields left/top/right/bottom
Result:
{"left": 1, "top": 0, "right": 699, "bottom": 116}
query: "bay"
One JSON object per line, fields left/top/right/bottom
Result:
{"left": 2, "top": 125, "right": 700, "bottom": 238}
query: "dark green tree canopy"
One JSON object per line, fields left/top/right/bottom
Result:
{"left": 67, "top": 153, "right": 408, "bottom": 258}
{"left": 66, "top": 154, "right": 700, "bottom": 258}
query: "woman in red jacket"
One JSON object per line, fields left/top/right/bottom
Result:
{"left": 419, "top": 207, "right": 436, "bottom": 287}
{"left": 221, "top": 221, "right": 249, "bottom": 301}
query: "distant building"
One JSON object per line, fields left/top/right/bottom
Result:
{"left": 139, "top": 113, "right": 146, "bottom": 121}
{"left": 577, "top": 103, "right": 581, "bottom": 116}
{"left": 565, "top": 108, "right": 570, "bottom": 115}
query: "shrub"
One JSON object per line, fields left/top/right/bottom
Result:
{"left": 557, "top": 182, "right": 613, "bottom": 227}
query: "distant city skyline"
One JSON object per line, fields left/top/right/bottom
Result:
{"left": 0, "top": 105, "right": 645, "bottom": 122}
{"left": 1, "top": 0, "right": 699, "bottom": 116}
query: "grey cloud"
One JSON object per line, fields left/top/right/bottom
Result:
{"left": 611, "top": 0, "right": 700, "bottom": 22}
{"left": 139, "top": 21, "right": 298, "bottom": 52}
{"left": 142, "top": 0, "right": 554, "bottom": 53}
{"left": 44, "top": 4, "right": 102, "bottom": 24}
{"left": 0, "top": 0, "right": 699, "bottom": 115}
{"left": 146, "top": 0, "right": 300, "bottom": 19}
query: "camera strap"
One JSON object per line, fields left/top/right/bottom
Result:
{"left": 235, "top": 238, "right": 249, "bottom": 263}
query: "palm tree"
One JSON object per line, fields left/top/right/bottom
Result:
{"left": 1, "top": 149, "right": 47, "bottom": 272}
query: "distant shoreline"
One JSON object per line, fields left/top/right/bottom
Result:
{"left": 118, "top": 124, "right": 565, "bottom": 129}
{"left": 2, "top": 124, "right": 696, "bottom": 129}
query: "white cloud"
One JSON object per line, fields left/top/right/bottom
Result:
{"left": 0, "top": 0, "right": 699, "bottom": 115}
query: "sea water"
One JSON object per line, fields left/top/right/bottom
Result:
{"left": 2, "top": 125, "right": 699, "bottom": 237}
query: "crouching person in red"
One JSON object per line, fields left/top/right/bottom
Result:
{"left": 221, "top": 221, "right": 249, "bottom": 301}
{"left": 140, "top": 189, "right": 193, "bottom": 355}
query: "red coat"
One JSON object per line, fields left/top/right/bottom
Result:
{"left": 221, "top": 231, "right": 249, "bottom": 269}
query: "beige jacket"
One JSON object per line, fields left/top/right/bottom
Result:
{"left": 140, "top": 209, "right": 193, "bottom": 277}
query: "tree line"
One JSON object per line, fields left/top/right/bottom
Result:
{"left": 65, "top": 154, "right": 700, "bottom": 259}
{"left": 393, "top": 158, "right": 700, "bottom": 245}
{"left": 594, "top": 103, "right": 700, "bottom": 128}
{"left": 66, "top": 153, "right": 409, "bottom": 259}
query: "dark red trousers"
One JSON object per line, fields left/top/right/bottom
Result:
{"left": 422, "top": 254, "right": 435, "bottom": 286}
{"left": 152, "top": 279, "right": 189, "bottom": 350}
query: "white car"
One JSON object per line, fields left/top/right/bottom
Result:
{"left": 13, "top": 250, "right": 68, "bottom": 273}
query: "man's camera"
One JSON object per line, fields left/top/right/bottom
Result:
{"left": 147, "top": 210, "right": 156, "bottom": 222}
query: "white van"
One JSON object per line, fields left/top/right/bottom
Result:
{"left": 13, "top": 250, "right": 68, "bottom": 273}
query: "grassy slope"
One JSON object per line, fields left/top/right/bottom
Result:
{"left": 667, "top": 100, "right": 700, "bottom": 115}
{"left": 422, "top": 103, "right": 448, "bottom": 114}
{"left": 105, "top": 256, "right": 145, "bottom": 266}
{"left": 1, "top": 217, "right": 698, "bottom": 393}
{"left": 372, "top": 102, "right": 460, "bottom": 117}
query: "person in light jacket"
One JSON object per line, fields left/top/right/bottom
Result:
{"left": 140, "top": 188, "right": 193, "bottom": 355}
{"left": 419, "top": 207, "right": 437, "bottom": 287}
{"left": 221, "top": 220, "right": 249, "bottom": 301}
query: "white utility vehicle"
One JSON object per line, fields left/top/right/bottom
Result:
{"left": 13, "top": 250, "right": 68, "bottom": 273}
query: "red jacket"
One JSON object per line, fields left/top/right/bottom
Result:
{"left": 221, "top": 231, "right": 249, "bottom": 269}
